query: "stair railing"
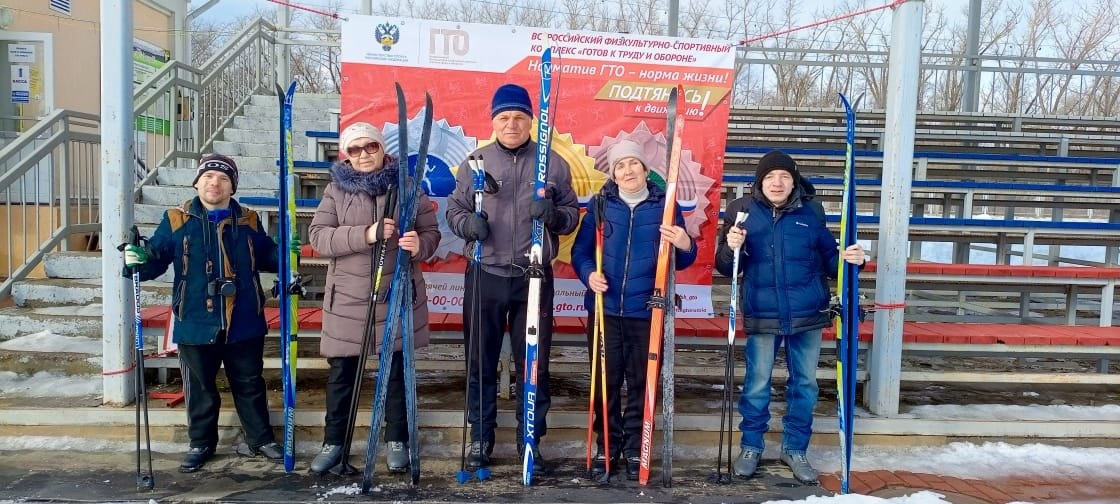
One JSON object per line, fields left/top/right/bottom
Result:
{"left": 0, "top": 110, "right": 101, "bottom": 299}
{"left": 133, "top": 17, "right": 280, "bottom": 190}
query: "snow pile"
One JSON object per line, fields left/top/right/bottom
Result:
{"left": 763, "top": 491, "right": 954, "bottom": 504}
{"left": 907, "top": 403, "right": 1120, "bottom": 421}
{"left": 811, "top": 441, "right": 1120, "bottom": 482}
{"left": 315, "top": 483, "right": 362, "bottom": 500}
{"left": 0, "top": 330, "right": 101, "bottom": 355}
{"left": 0, "top": 371, "right": 101, "bottom": 397}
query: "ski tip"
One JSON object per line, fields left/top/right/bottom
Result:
{"left": 456, "top": 470, "right": 472, "bottom": 484}
{"left": 476, "top": 467, "right": 492, "bottom": 481}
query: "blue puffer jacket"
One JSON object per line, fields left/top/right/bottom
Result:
{"left": 132, "top": 197, "right": 279, "bottom": 345}
{"left": 714, "top": 182, "right": 839, "bottom": 335}
{"left": 571, "top": 180, "right": 697, "bottom": 318}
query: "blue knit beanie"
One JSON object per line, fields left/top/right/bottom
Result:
{"left": 491, "top": 84, "right": 533, "bottom": 118}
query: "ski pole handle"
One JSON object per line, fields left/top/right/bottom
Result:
{"left": 731, "top": 211, "right": 747, "bottom": 251}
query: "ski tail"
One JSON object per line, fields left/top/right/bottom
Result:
{"left": 835, "top": 92, "right": 862, "bottom": 494}
{"left": 276, "top": 80, "right": 299, "bottom": 474}
{"left": 638, "top": 85, "right": 684, "bottom": 486}
{"left": 522, "top": 46, "right": 554, "bottom": 487}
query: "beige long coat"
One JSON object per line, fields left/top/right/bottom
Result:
{"left": 309, "top": 173, "right": 440, "bottom": 357}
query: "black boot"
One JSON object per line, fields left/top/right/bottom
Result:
{"left": 180, "top": 446, "right": 215, "bottom": 473}
{"left": 467, "top": 441, "right": 491, "bottom": 469}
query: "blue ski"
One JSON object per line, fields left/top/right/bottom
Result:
{"left": 835, "top": 92, "right": 863, "bottom": 494}
{"left": 522, "top": 46, "right": 553, "bottom": 486}
{"left": 275, "top": 80, "right": 301, "bottom": 473}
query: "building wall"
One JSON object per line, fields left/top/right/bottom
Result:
{"left": 7, "top": 1, "right": 174, "bottom": 115}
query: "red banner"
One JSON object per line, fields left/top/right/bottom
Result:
{"left": 340, "top": 17, "right": 735, "bottom": 317}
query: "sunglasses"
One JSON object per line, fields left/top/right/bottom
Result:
{"left": 346, "top": 142, "right": 381, "bottom": 157}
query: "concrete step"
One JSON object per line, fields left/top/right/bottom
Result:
{"left": 231, "top": 116, "right": 336, "bottom": 134}
{"left": 0, "top": 305, "right": 110, "bottom": 339}
{"left": 42, "top": 251, "right": 173, "bottom": 282}
{"left": 156, "top": 167, "right": 279, "bottom": 190}
{"left": 232, "top": 155, "right": 282, "bottom": 172}
{"left": 249, "top": 93, "right": 340, "bottom": 111}
{"left": 140, "top": 185, "right": 276, "bottom": 207}
{"left": 213, "top": 140, "right": 298, "bottom": 159}
{"left": 10, "top": 277, "right": 172, "bottom": 308}
{"left": 135, "top": 203, "right": 169, "bottom": 225}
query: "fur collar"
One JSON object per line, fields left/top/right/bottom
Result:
{"left": 329, "top": 157, "right": 399, "bottom": 196}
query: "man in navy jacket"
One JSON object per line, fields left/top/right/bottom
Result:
{"left": 715, "top": 150, "right": 865, "bottom": 485}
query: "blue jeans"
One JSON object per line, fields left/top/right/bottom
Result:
{"left": 738, "top": 328, "right": 822, "bottom": 455}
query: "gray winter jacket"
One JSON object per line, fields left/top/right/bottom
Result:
{"left": 445, "top": 140, "right": 578, "bottom": 275}
{"left": 309, "top": 160, "right": 441, "bottom": 357}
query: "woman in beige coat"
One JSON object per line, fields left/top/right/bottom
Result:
{"left": 307, "top": 122, "right": 440, "bottom": 474}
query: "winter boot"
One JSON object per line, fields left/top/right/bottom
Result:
{"left": 386, "top": 441, "right": 410, "bottom": 473}
{"left": 780, "top": 451, "right": 819, "bottom": 485}
{"left": 732, "top": 449, "right": 761, "bottom": 479}
{"left": 309, "top": 444, "right": 343, "bottom": 474}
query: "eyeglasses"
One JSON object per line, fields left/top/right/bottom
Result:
{"left": 346, "top": 142, "right": 381, "bottom": 157}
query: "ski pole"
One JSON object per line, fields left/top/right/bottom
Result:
{"left": 713, "top": 211, "right": 747, "bottom": 483}
{"left": 118, "top": 225, "right": 154, "bottom": 490}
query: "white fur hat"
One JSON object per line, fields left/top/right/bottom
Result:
{"left": 339, "top": 122, "right": 387, "bottom": 157}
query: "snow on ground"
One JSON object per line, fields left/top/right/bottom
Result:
{"left": 0, "top": 330, "right": 101, "bottom": 354}
{"left": 0, "top": 371, "right": 101, "bottom": 397}
{"left": 904, "top": 403, "right": 1120, "bottom": 421}
{"left": 762, "top": 491, "right": 956, "bottom": 504}
{"left": 806, "top": 442, "right": 1120, "bottom": 482}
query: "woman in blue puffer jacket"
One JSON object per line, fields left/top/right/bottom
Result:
{"left": 571, "top": 140, "right": 696, "bottom": 481}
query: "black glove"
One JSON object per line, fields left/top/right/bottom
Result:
{"left": 530, "top": 197, "right": 565, "bottom": 230}
{"left": 462, "top": 212, "right": 490, "bottom": 242}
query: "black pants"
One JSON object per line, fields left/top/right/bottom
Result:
{"left": 178, "top": 334, "right": 274, "bottom": 450}
{"left": 463, "top": 266, "right": 553, "bottom": 446}
{"left": 323, "top": 352, "right": 407, "bottom": 445}
{"left": 587, "top": 313, "right": 652, "bottom": 459}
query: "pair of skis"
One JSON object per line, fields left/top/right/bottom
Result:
{"left": 361, "top": 84, "right": 433, "bottom": 492}
{"left": 276, "top": 80, "right": 303, "bottom": 474}
{"left": 835, "top": 92, "right": 863, "bottom": 494}
{"left": 637, "top": 84, "right": 685, "bottom": 486}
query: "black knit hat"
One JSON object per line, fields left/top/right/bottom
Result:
{"left": 193, "top": 153, "right": 239, "bottom": 194}
{"left": 753, "top": 150, "right": 799, "bottom": 183}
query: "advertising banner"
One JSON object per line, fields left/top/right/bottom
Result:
{"left": 340, "top": 16, "right": 734, "bottom": 317}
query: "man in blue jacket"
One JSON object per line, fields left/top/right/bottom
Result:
{"left": 123, "top": 154, "right": 284, "bottom": 472}
{"left": 715, "top": 150, "right": 866, "bottom": 485}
